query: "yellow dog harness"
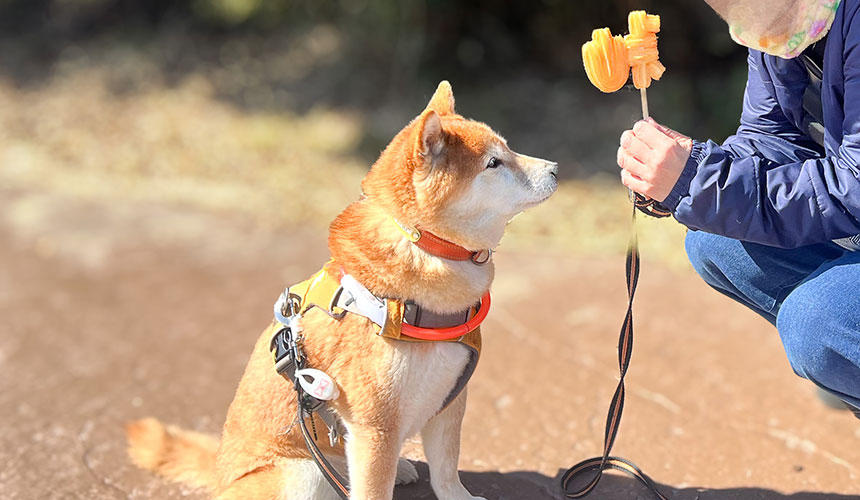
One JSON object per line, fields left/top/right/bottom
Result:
{"left": 270, "top": 254, "right": 490, "bottom": 499}
{"left": 278, "top": 260, "right": 484, "bottom": 409}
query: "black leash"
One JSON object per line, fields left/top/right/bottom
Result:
{"left": 632, "top": 192, "right": 671, "bottom": 219}
{"left": 560, "top": 196, "right": 669, "bottom": 499}
{"left": 295, "top": 387, "right": 351, "bottom": 499}
{"left": 271, "top": 297, "right": 351, "bottom": 500}
{"left": 273, "top": 191, "right": 672, "bottom": 500}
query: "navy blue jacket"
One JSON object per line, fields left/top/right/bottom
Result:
{"left": 664, "top": 0, "right": 860, "bottom": 248}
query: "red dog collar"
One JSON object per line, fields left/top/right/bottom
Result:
{"left": 391, "top": 218, "right": 492, "bottom": 265}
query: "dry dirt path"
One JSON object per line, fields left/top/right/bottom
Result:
{"left": 1, "top": 189, "right": 858, "bottom": 499}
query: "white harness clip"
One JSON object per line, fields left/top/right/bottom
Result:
{"left": 339, "top": 274, "right": 388, "bottom": 328}
{"left": 295, "top": 368, "right": 340, "bottom": 401}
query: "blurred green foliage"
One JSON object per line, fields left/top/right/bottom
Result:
{"left": 0, "top": 0, "right": 748, "bottom": 173}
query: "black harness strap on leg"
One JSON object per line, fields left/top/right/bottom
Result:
{"left": 560, "top": 206, "right": 668, "bottom": 499}
{"left": 271, "top": 326, "right": 351, "bottom": 499}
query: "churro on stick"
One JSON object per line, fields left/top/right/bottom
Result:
{"left": 582, "top": 28, "right": 629, "bottom": 93}
{"left": 582, "top": 10, "right": 665, "bottom": 118}
{"left": 625, "top": 11, "right": 665, "bottom": 91}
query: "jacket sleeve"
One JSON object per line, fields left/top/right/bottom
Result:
{"left": 720, "top": 51, "right": 824, "bottom": 163}
{"left": 663, "top": 43, "right": 860, "bottom": 248}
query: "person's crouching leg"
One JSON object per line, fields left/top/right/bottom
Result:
{"left": 684, "top": 230, "right": 782, "bottom": 323}
{"left": 776, "top": 259, "right": 860, "bottom": 415}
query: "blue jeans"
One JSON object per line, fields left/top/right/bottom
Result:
{"left": 685, "top": 230, "right": 860, "bottom": 413}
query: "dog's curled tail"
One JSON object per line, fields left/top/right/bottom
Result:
{"left": 125, "top": 417, "right": 219, "bottom": 491}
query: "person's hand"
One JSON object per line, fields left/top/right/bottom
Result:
{"left": 617, "top": 118, "right": 693, "bottom": 202}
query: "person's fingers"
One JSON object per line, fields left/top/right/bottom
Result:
{"left": 646, "top": 117, "right": 693, "bottom": 149}
{"left": 617, "top": 147, "right": 649, "bottom": 180}
{"left": 620, "top": 129, "right": 652, "bottom": 163}
{"left": 620, "top": 168, "right": 650, "bottom": 195}
{"left": 632, "top": 120, "right": 675, "bottom": 149}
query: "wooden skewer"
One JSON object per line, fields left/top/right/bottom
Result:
{"left": 640, "top": 87, "right": 649, "bottom": 120}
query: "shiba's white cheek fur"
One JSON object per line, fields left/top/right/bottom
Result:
{"left": 442, "top": 168, "right": 539, "bottom": 248}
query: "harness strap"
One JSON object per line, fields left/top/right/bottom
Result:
{"left": 332, "top": 279, "right": 484, "bottom": 407}
{"left": 335, "top": 270, "right": 490, "bottom": 342}
{"left": 401, "top": 293, "right": 490, "bottom": 341}
{"left": 440, "top": 338, "right": 480, "bottom": 410}
{"left": 271, "top": 325, "right": 351, "bottom": 499}
{"left": 560, "top": 206, "right": 668, "bottom": 499}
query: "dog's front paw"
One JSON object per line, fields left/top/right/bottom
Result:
{"left": 395, "top": 458, "right": 419, "bottom": 485}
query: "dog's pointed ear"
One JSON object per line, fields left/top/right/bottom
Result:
{"left": 415, "top": 109, "right": 445, "bottom": 159}
{"left": 425, "top": 80, "right": 455, "bottom": 116}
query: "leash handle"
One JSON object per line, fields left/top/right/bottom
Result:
{"left": 632, "top": 191, "right": 672, "bottom": 218}
{"left": 560, "top": 206, "right": 668, "bottom": 500}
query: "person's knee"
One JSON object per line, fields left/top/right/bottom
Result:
{"left": 685, "top": 230, "right": 731, "bottom": 287}
{"left": 778, "top": 302, "right": 824, "bottom": 379}
{"left": 777, "top": 290, "right": 853, "bottom": 386}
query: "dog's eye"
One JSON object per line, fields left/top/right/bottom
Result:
{"left": 486, "top": 157, "right": 502, "bottom": 169}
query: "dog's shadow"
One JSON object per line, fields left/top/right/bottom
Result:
{"left": 394, "top": 462, "right": 857, "bottom": 500}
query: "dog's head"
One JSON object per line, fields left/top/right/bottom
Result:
{"left": 362, "top": 81, "right": 558, "bottom": 250}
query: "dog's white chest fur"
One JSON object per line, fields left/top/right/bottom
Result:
{"left": 387, "top": 340, "right": 471, "bottom": 439}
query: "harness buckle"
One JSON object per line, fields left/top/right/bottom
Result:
{"left": 274, "top": 350, "right": 294, "bottom": 375}
{"left": 339, "top": 275, "right": 388, "bottom": 328}
{"left": 270, "top": 327, "right": 296, "bottom": 376}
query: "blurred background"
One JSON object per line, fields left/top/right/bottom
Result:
{"left": 0, "top": 0, "right": 749, "bottom": 263}
{"left": 6, "top": 3, "right": 860, "bottom": 499}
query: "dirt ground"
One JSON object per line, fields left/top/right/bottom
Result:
{"left": 1, "top": 188, "right": 859, "bottom": 500}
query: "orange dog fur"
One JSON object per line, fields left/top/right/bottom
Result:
{"left": 126, "top": 81, "right": 558, "bottom": 500}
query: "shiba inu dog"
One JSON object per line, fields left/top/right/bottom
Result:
{"left": 126, "top": 81, "right": 558, "bottom": 500}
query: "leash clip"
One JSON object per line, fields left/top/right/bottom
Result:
{"left": 274, "top": 287, "right": 301, "bottom": 325}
